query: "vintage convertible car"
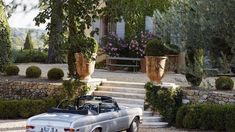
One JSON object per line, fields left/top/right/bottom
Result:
{"left": 26, "top": 95, "right": 143, "bottom": 132}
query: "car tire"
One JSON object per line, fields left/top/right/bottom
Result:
{"left": 92, "top": 128, "right": 101, "bottom": 132}
{"left": 127, "top": 117, "right": 139, "bottom": 132}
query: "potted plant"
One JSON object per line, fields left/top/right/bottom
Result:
{"left": 73, "top": 36, "right": 99, "bottom": 80}
{"left": 144, "top": 38, "right": 169, "bottom": 84}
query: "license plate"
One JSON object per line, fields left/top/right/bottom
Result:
{"left": 41, "top": 127, "right": 58, "bottom": 132}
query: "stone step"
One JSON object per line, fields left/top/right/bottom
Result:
{"left": 140, "top": 122, "right": 168, "bottom": 128}
{"left": 102, "top": 81, "right": 145, "bottom": 88}
{"left": 93, "top": 91, "right": 145, "bottom": 99}
{"left": 143, "top": 116, "right": 162, "bottom": 122}
{"left": 143, "top": 111, "right": 153, "bottom": 116}
{"left": 97, "top": 86, "right": 146, "bottom": 94}
{"left": 113, "top": 97, "right": 144, "bottom": 105}
{"left": 118, "top": 103, "right": 143, "bottom": 109}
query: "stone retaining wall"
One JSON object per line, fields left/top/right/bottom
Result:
{"left": 0, "top": 80, "right": 64, "bottom": 100}
{"left": 183, "top": 89, "right": 235, "bottom": 104}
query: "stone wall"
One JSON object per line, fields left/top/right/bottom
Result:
{"left": 183, "top": 89, "right": 235, "bottom": 104}
{"left": 0, "top": 80, "right": 64, "bottom": 100}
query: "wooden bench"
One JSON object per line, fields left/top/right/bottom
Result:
{"left": 106, "top": 56, "right": 141, "bottom": 72}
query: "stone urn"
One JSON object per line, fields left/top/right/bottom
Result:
{"left": 75, "top": 53, "right": 97, "bottom": 80}
{"left": 145, "top": 56, "right": 168, "bottom": 84}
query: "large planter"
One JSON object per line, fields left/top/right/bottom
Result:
{"left": 75, "top": 53, "right": 97, "bottom": 80}
{"left": 145, "top": 56, "right": 168, "bottom": 84}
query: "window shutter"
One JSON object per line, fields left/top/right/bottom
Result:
{"left": 145, "top": 16, "right": 154, "bottom": 33}
{"left": 116, "top": 18, "right": 125, "bottom": 39}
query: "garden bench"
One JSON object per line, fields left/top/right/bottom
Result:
{"left": 106, "top": 56, "right": 141, "bottom": 72}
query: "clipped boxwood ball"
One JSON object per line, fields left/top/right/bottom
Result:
{"left": 26, "top": 66, "right": 41, "bottom": 78}
{"left": 5, "top": 65, "right": 20, "bottom": 76}
{"left": 215, "top": 76, "right": 234, "bottom": 90}
{"left": 47, "top": 68, "right": 64, "bottom": 80}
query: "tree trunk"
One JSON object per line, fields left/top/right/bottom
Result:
{"left": 0, "top": 0, "right": 11, "bottom": 72}
{"left": 47, "top": 0, "right": 64, "bottom": 63}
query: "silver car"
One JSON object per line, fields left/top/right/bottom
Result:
{"left": 26, "top": 96, "right": 143, "bottom": 132}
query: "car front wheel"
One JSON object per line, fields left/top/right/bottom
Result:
{"left": 127, "top": 117, "right": 139, "bottom": 132}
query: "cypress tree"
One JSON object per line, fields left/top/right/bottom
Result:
{"left": 0, "top": 0, "right": 11, "bottom": 72}
{"left": 24, "top": 31, "right": 34, "bottom": 50}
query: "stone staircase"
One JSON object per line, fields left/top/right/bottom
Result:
{"left": 93, "top": 80, "right": 168, "bottom": 128}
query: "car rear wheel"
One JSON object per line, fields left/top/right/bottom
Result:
{"left": 92, "top": 128, "right": 101, "bottom": 132}
{"left": 127, "top": 117, "right": 139, "bottom": 132}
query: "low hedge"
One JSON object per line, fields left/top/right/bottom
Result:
{"left": 12, "top": 49, "right": 48, "bottom": 63}
{"left": 176, "top": 104, "right": 235, "bottom": 132}
{"left": 145, "top": 82, "right": 183, "bottom": 125}
{"left": 0, "top": 98, "right": 60, "bottom": 119}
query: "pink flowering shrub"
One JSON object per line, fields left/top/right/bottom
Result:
{"left": 101, "top": 32, "right": 154, "bottom": 58}
{"left": 128, "top": 32, "right": 154, "bottom": 58}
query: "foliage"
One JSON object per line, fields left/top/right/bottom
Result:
{"left": 63, "top": 79, "right": 90, "bottom": 99}
{"left": 26, "top": 66, "right": 42, "bottom": 78}
{"left": 103, "top": 0, "right": 171, "bottom": 41}
{"left": 0, "top": 98, "right": 60, "bottom": 119}
{"left": 145, "top": 38, "right": 168, "bottom": 56}
{"left": 185, "top": 48, "right": 204, "bottom": 86}
{"left": 145, "top": 82, "right": 182, "bottom": 125}
{"left": 12, "top": 49, "right": 48, "bottom": 63}
{"left": 23, "top": 31, "right": 34, "bottom": 50}
{"left": 154, "top": 0, "right": 235, "bottom": 69}
{"left": 5, "top": 65, "right": 19, "bottom": 76}
{"left": 47, "top": 68, "right": 64, "bottom": 80}
{"left": 0, "top": 0, "right": 11, "bottom": 72}
{"left": 215, "top": 77, "right": 234, "bottom": 90}
{"left": 100, "top": 33, "right": 128, "bottom": 57}
{"left": 176, "top": 104, "right": 235, "bottom": 132}
{"left": 35, "top": 0, "right": 64, "bottom": 63}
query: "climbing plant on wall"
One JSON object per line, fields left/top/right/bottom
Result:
{"left": 102, "top": 0, "right": 171, "bottom": 41}
{"left": 0, "top": 0, "right": 11, "bottom": 72}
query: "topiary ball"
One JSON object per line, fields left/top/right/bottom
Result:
{"left": 47, "top": 68, "right": 64, "bottom": 80}
{"left": 26, "top": 66, "right": 41, "bottom": 78}
{"left": 145, "top": 38, "right": 168, "bottom": 56}
{"left": 215, "top": 76, "right": 234, "bottom": 90}
{"left": 5, "top": 65, "right": 20, "bottom": 76}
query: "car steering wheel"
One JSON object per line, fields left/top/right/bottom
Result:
{"left": 82, "top": 103, "right": 93, "bottom": 110}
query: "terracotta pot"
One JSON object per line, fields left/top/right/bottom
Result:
{"left": 140, "top": 58, "right": 146, "bottom": 73}
{"left": 145, "top": 56, "right": 168, "bottom": 84}
{"left": 166, "top": 55, "right": 179, "bottom": 73}
{"left": 75, "top": 53, "right": 97, "bottom": 80}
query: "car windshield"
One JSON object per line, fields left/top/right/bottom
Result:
{"left": 48, "top": 96, "right": 119, "bottom": 115}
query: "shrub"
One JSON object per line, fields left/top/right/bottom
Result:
{"left": 144, "top": 82, "right": 182, "bottom": 125}
{"left": 12, "top": 49, "right": 48, "bottom": 63}
{"left": 215, "top": 76, "right": 234, "bottom": 90}
{"left": 165, "top": 44, "right": 180, "bottom": 55}
{"left": 176, "top": 104, "right": 235, "bottom": 132}
{"left": 145, "top": 38, "right": 169, "bottom": 56}
{"left": 0, "top": 98, "right": 59, "bottom": 119}
{"left": 26, "top": 66, "right": 42, "bottom": 78}
{"left": 5, "top": 65, "right": 19, "bottom": 76}
{"left": 47, "top": 68, "right": 64, "bottom": 80}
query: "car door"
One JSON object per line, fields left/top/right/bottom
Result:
{"left": 115, "top": 108, "right": 130, "bottom": 131}
{"left": 98, "top": 102, "right": 119, "bottom": 132}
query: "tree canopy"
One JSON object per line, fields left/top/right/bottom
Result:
{"left": 0, "top": 0, "right": 11, "bottom": 72}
